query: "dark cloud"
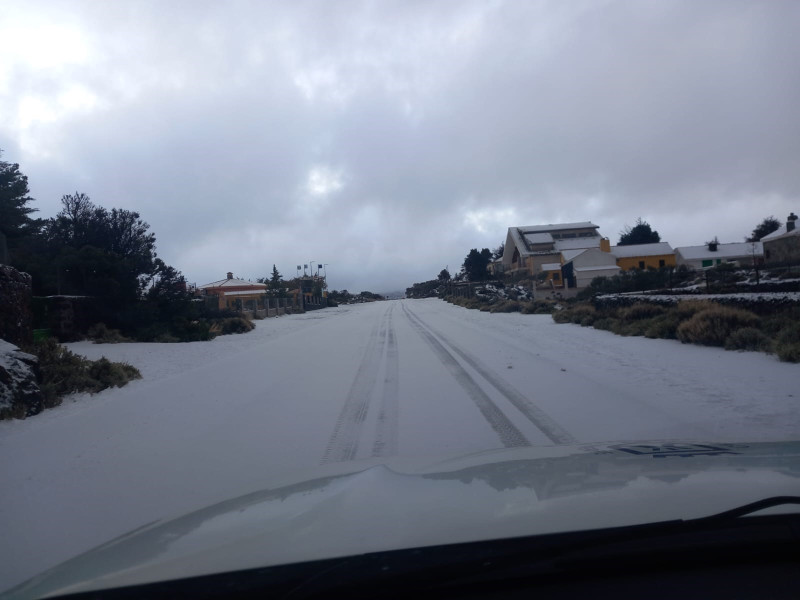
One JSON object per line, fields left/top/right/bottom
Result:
{"left": 2, "top": 0, "right": 798, "bottom": 292}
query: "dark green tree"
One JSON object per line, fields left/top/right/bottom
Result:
{"left": 618, "top": 218, "right": 661, "bottom": 246}
{"left": 40, "top": 193, "right": 158, "bottom": 301}
{"left": 437, "top": 268, "right": 451, "bottom": 282}
{"left": 268, "top": 264, "right": 287, "bottom": 297}
{"left": 462, "top": 248, "right": 492, "bottom": 281}
{"left": 0, "top": 153, "right": 40, "bottom": 262}
{"left": 492, "top": 242, "right": 505, "bottom": 260}
{"left": 746, "top": 216, "right": 781, "bottom": 242}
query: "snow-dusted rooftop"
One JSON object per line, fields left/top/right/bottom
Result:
{"left": 199, "top": 277, "right": 267, "bottom": 289}
{"left": 574, "top": 265, "right": 621, "bottom": 272}
{"left": 676, "top": 242, "right": 762, "bottom": 260}
{"left": 223, "top": 289, "right": 266, "bottom": 297}
{"left": 541, "top": 263, "right": 562, "bottom": 271}
{"left": 524, "top": 232, "right": 554, "bottom": 245}
{"left": 517, "top": 221, "right": 598, "bottom": 233}
{"left": 761, "top": 225, "right": 799, "bottom": 242}
{"left": 555, "top": 237, "right": 602, "bottom": 251}
{"left": 560, "top": 249, "right": 588, "bottom": 262}
{"left": 611, "top": 242, "right": 674, "bottom": 258}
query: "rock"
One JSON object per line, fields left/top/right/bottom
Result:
{"left": 0, "top": 265, "right": 34, "bottom": 347}
{"left": 0, "top": 339, "right": 43, "bottom": 419}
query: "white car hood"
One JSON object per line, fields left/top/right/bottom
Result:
{"left": 6, "top": 441, "right": 800, "bottom": 599}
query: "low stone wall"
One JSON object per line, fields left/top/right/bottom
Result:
{"left": 594, "top": 292, "right": 800, "bottom": 310}
{"left": 0, "top": 265, "right": 33, "bottom": 347}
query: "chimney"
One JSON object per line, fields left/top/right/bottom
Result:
{"left": 788, "top": 212, "right": 798, "bottom": 233}
{"left": 226, "top": 272, "right": 233, "bottom": 280}
{"left": 707, "top": 237, "right": 719, "bottom": 252}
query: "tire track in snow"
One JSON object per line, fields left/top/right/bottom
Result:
{"left": 404, "top": 303, "right": 577, "bottom": 445}
{"left": 321, "top": 307, "right": 390, "bottom": 464}
{"left": 372, "top": 305, "right": 400, "bottom": 458}
{"left": 401, "top": 303, "right": 530, "bottom": 449}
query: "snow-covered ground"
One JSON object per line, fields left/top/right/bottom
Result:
{"left": 1, "top": 298, "right": 798, "bottom": 591}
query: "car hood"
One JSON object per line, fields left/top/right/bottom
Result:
{"left": 6, "top": 440, "right": 800, "bottom": 599}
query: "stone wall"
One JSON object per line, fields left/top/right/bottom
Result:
{"left": 0, "top": 265, "right": 33, "bottom": 347}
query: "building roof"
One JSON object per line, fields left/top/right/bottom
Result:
{"left": 675, "top": 242, "right": 763, "bottom": 261}
{"left": 516, "top": 221, "right": 598, "bottom": 233}
{"left": 505, "top": 222, "right": 602, "bottom": 260}
{"left": 574, "top": 265, "right": 621, "bottom": 273}
{"left": 761, "top": 226, "right": 800, "bottom": 242}
{"left": 541, "top": 263, "right": 562, "bottom": 271}
{"left": 199, "top": 277, "right": 267, "bottom": 290}
{"left": 554, "top": 237, "right": 602, "bottom": 251}
{"left": 560, "top": 249, "right": 588, "bottom": 263}
{"left": 610, "top": 242, "right": 674, "bottom": 258}
{"left": 523, "top": 232, "right": 554, "bottom": 245}
{"left": 223, "top": 289, "right": 267, "bottom": 297}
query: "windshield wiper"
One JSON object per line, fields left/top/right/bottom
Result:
{"left": 693, "top": 496, "right": 800, "bottom": 522}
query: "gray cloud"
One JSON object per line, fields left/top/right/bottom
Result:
{"left": 2, "top": 0, "right": 798, "bottom": 292}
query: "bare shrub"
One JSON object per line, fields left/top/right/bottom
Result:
{"left": 677, "top": 306, "right": 760, "bottom": 347}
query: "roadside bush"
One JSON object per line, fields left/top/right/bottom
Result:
{"left": 218, "top": 317, "right": 255, "bottom": 335}
{"left": 87, "top": 358, "right": 141, "bottom": 388}
{"left": 644, "top": 314, "right": 682, "bottom": 340}
{"left": 619, "top": 303, "right": 665, "bottom": 321}
{"left": 592, "top": 317, "right": 617, "bottom": 331}
{"left": 761, "top": 308, "right": 800, "bottom": 336}
{"left": 676, "top": 306, "right": 760, "bottom": 347}
{"left": 153, "top": 333, "right": 181, "bottom": 343}
{"left": 611, "top": 319, "right": 650, "bottom": 337}
{"left": 775, "top": 323, "right": 800, "bottom": 363}
{"left": 552, "top": 305, "right": 596, "bottom": 325}
{"left": 675, "top": 301, "right": 713, "bottom": 320}
{"left": 34, "top": 339, "right": 141, "bottom": 407}
{"left": 490, "top": 300, "right": 522, "bottom": 313}
{"left": 724, "top": 328, "right": 773, "bottom": 352}
{"left": 87, "top": 323, "right": 131, "bottom": 344}
{"left": 522, "top": 300, "right": 556, "bottom": 314}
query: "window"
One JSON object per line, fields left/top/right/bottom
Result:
{"left": 659, "top": 259, "right": 665, "bottom": 267}
{"left": 638, "top": 261, "right": 645, "bottom": 269}
{"left": 553, "top": 273, "right": 560, "bottom": 281}
{"left": 702, "top": 259, "right": 713, "bottom": 267}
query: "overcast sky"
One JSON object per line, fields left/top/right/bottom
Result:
{"left": 2, "top": 0, "right": 799, "bottom": 292}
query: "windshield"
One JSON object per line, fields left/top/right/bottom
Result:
{"left": 1, "top": 1, "right": 799, "bottom": 596}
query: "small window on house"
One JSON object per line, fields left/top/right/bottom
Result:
{"left": 702, "top": 259, "right": 713, "bottom": 267}
{"left": 716, "top": 259, "right": 722, "bottom": 265}
{"left": 553, "top": 273, "right": 560, "bottom": 281}
{"left": 638, "top": 261, "right": 645, "bottom": 269}
{"left": 659, "top": 259, "right": 665, "bottom": 267}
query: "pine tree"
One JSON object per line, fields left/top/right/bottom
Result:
{"left": 268, "top": 264, "right": 286, "bottom": 297}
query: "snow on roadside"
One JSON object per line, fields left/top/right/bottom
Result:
{"left": 62, "top": 308, "right": 354, "bottom": 384}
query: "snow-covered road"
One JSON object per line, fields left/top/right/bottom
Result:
{"left": 1, "top": 298, "right": 798, "bottom": 591}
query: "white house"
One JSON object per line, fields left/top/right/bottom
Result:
{"left": 675, "top": 241, "right": 763, "bottom": 269}
{"left": 561, "top": 248, "right": 620, "bottom": 288}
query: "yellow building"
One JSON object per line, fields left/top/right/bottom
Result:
{"left": 611, "top": 243, "right": 676, "bottom": 270}
{"left": 198, "top": 272, "right": 267, "bottom": 310}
